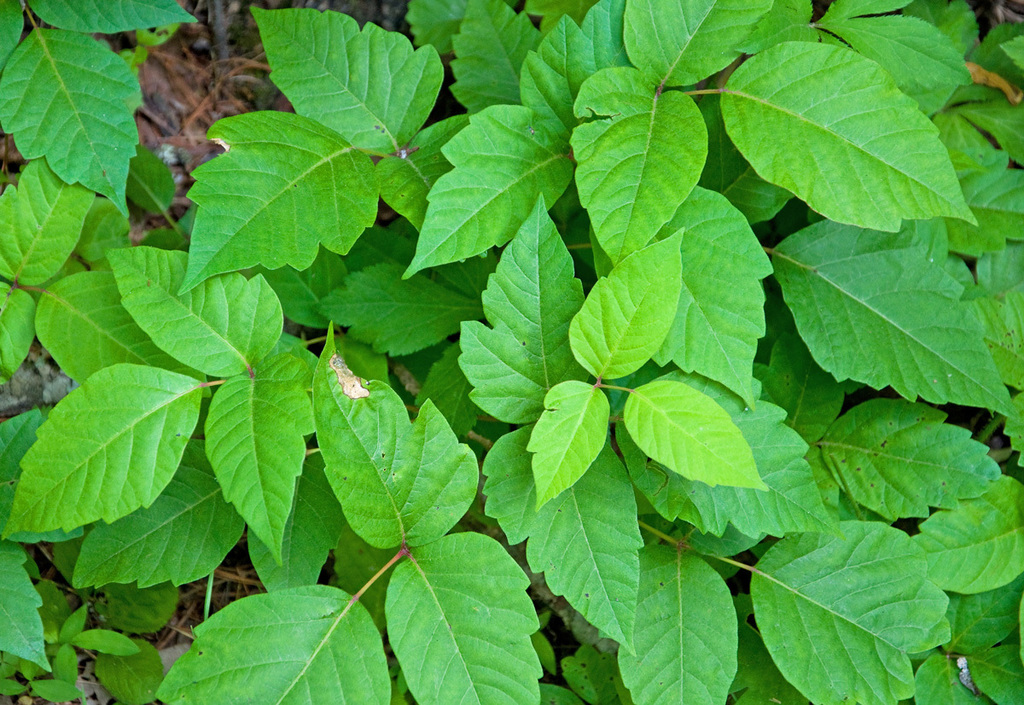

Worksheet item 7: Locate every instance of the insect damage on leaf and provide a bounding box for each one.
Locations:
[330,353,369,399]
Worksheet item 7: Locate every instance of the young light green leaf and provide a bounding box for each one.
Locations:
[451,0,539,112]
[761,333,845,443]
[386,532,541,705]
[71,629,139,656]
[416,343,480,437]
[110,247,283,376]
[652,188,770,405]
[913,475,1024,594]
[158,585,389,704]
[182,111,377,290]
[945,573,1024,654]
[0,285,34,383]
[624,378,763,489]
[773,220,1013,415]
[460,197,586,424]
[753,521,950,705]
[0,541,47,669]
[0,159,93,285]
[259,247,348,330]
[0,30,139,212]
[407,104,572,274]
[526,442,641,647]
[569,233,682,379]
[28,0,194,32]
[4,364,202,535]
[618,546,736,705]
[819,399,1000,521]
[520,15,594,137]
[528,380,610,507]
[254,7,441,152]
[722,42,973,231]
[914,652,978,705]
[313,335,477,548]
[35,271,188,382]
[250,456,344,592]
[126,145,175,214]
[623,0,772,86]
[572,68,706,264]
[72,442,243,589]
[205,353,313,564]
[320,262,482,356]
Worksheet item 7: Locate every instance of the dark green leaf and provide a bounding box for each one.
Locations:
[945,573,1024,654]
[259,247,348,329]
[126,145,175,213]
[95,638,164,705]
[0,541,46,668]
[416,343,480,436]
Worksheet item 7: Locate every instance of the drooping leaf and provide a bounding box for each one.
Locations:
[28,0,193,32]
[250,455,344,591]
[945,573,1024,654]
[415,343,480,437]
[110,247,283,376]
[0,285,34,383]
[819,399,1000,521]
[624,378,763,490]
[259,247,348,330]
[126,145,175,214]
[72,442,243,589]
[773,220,1013,414]
[527,380,610,507]
[0,29,139,211]
[572,68,706,264]
[913,475,1024,594]
[182,111,377,290]
[313,334,477,548]
[526,442,641,646]
[386,532,541,705]
[158,585,389,704]
[205,353,314,564]
[460,198,586,424]
[0,541,47,669]
[451,0,539,112]
[569,233,682,379]
[254,7,442,152]
[0,159,93,285]
[722,41,973,230]
[407,104,572,274]
[618,545,736,705]
[752,521,950,705]
[622,0,772,86]
[4,364,202,535]
[320,262,482,356]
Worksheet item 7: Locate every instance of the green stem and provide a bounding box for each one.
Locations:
[303,335,328,347]
[638,520,681,545]
[683,88,726,97]
[977,414,1006,444]
[348,546,408,606]
[204,572,214,621]
[598,383,633,393]
[705,552,763,577]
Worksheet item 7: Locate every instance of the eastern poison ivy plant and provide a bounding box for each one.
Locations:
[3,0,1024,703]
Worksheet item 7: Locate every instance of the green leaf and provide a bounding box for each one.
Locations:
[254,7,442,152]
[182,111,377,290]
[914,652,978,705]
[158,585,389,704]
[416,343,480,437]
[0,285,34,383]
[259,246,348,330]
[0,29,139,211]
[377,115,468,229]
[622,0,772,86]
[28,0,193,32]
[561,645,621,704]
[0,410,42,535]
[35,271,188,382]
[320,263,482,356]
[947,151,1024,256]
[526,442,642,646]
[979,241,1024,297]
[481,426,538,544]
[250,456,344,591]
[386,532,541,705]
[821,0,911,21]
[72,441,243,588]
[619,546,736,705]
[30,680,82,702]
[819,399,1000,521]
[732,620,806,705]
[451,0,539,112]
[205,353,314,563]
[527,380,610,507]
[571,68,706,264]
[722,42,973,231]
[96,582,178,634]
[773,220,1013,414]
[970,645,1024,704]
[313,335,477,548]
[976,292,1024,390]
[624,378,762,489]
[4,364,202,535]
[913,475,1024,594]
[525,0,598,25]
[953,102,1024,167]
[945,573,1024,654]
[71,629,140,656]
[407,104,572,274]
[739,0,816,54]
[520,15,594,137]
[95,638,164,705]
[75,197,130,264]
[459,198,586,424]
[110,247,283,376]
[0,541,47,669]
[652,188,770,405]
[0,159,93,285]
[569,233,682,379]
[126,145,175,213]
[761,333,845,443]
[0,0,22,73]
[408,0,518,54]
[752,521,950,705]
